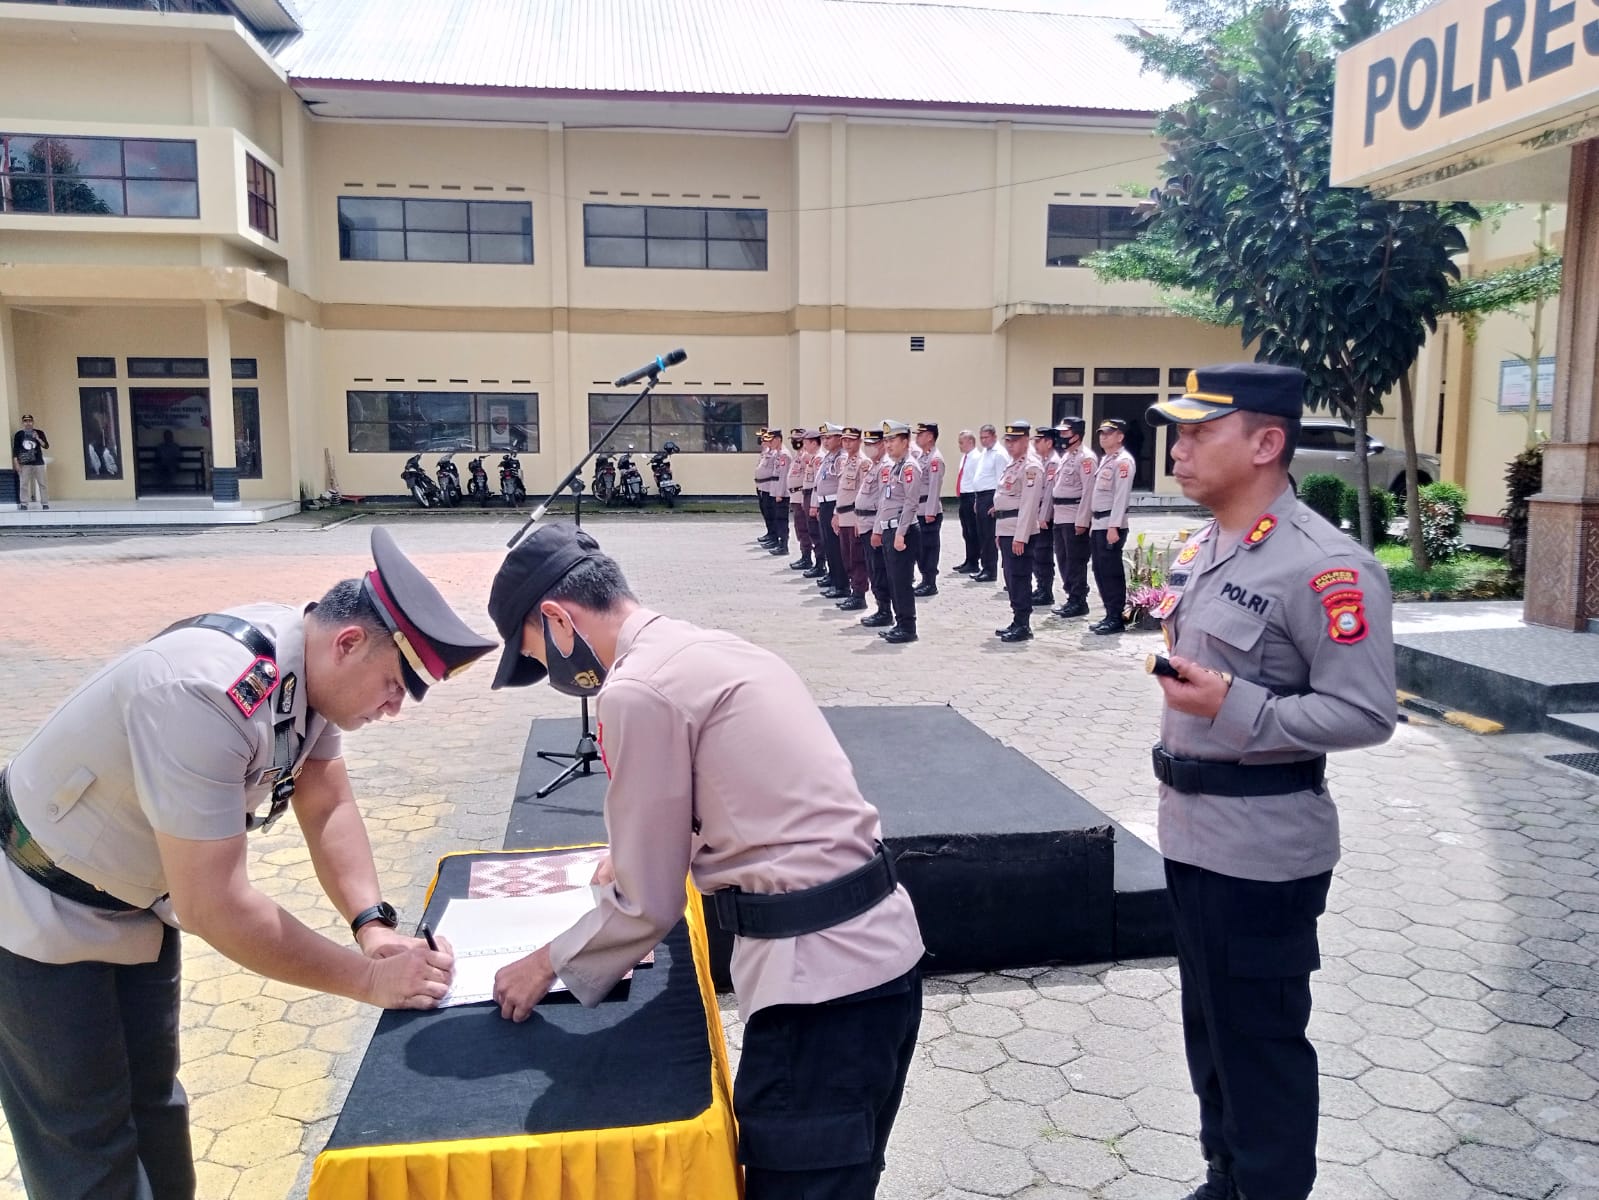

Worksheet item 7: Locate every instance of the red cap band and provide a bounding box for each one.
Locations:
[367,569,448,682]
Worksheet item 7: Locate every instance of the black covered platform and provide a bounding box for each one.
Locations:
[510,705,1173,978]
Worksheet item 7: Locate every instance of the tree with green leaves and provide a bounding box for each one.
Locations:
[1096,0,1480,562]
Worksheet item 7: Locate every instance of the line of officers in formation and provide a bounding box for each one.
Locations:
[752,417,1138,644]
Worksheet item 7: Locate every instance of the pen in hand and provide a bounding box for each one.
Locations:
[420,923,439,952]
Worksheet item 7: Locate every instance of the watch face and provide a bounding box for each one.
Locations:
[376,901,399,927]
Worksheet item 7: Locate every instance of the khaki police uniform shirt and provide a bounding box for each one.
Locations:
[1055,446,1096,525]
[0,604,341,965]
[801,450,819,494]
[1158,486,1397,882]
[918,448,945,519]
[994,452,1044,542]
[836,451,865,530]
[1036,452,1061,528]
[873,454,924,536]
[854,454,885,528]
[815,448,841,503]
[548,611,925,1019]
[769,447,793,498]
[785,450,806,499]
[1090,448,1136,530]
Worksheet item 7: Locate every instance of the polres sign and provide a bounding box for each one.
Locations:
[1332,0,1599,195]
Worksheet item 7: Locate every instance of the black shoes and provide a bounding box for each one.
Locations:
[971,570,997,583]
[995,622,1020,637]
[1030,590,1054,607]
[999,625,1034,642]
[1053,599,1091,618]
[789,554,813,570]
[1090,617,1127,635]
[1178,1157,1238,1200]
[836,594,867,611]
[820,587,850,600]
[769,543,789,556]
[912,583,938,597]
[883,626,918,644]
[803,564,828,579]
[953,562,977,574]
[860,611,894,628]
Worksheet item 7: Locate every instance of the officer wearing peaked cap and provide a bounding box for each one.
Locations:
[1144,363,1396,1200]
[873,420,924,643]
[0,527,493,1200]
[992,420,1044,642]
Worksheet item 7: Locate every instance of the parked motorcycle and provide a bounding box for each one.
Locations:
[499,449,527,507]
[435,452,462,507]
[402,453,442,508]
[592,453,617,506]
[466,455,492,506]
[616,452,647,507]
[648,441,682,508]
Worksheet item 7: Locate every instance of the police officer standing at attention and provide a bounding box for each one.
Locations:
[969,424,1005,582]
[873,420,924,644]
[992,420,1044,642]
[814,424,849,599]
[855,429,894,629]
[833,426,871,612]
[912,422,945,597]
[485,524,925,1200]
[801,430,827,579]
[1028,426,1061,609]
[767,430,793,558]
[0,527,493,1199]
[1143,365,1396,1200]
[1085,418,1137,634]
[786,432,812,570]
[1050,418,1096,619]
[754,427,779,549]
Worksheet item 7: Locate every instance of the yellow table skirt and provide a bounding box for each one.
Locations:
[309,850,741,1200]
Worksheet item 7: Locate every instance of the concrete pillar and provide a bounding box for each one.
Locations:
[826,115,848,425]
[547,122,576,480]
[205,302,239,503]
[0,306,20,504]
[1524,138,1599,629]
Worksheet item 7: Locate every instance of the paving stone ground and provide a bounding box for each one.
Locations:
[0,511,1596,1200]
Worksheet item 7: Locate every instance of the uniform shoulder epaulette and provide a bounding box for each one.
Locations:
[1289,501,1365,557]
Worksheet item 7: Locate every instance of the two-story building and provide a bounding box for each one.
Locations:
[0,0,1250,516]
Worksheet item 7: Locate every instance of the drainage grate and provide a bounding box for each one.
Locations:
[1548,752,1599,777]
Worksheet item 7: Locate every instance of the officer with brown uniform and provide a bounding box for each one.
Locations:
[873,420,924,644]
[0,528,493,1200]
[1028,426,1061,608]
[767,431,793,557]
[1050,418,1096,618]
[1085,418,1137,634]
[486,524,925,1200]
[991,420,1045,642]
[912,423,946,596]
[1143,365,1397,1200]
[833,427,871,611]
[855,430,894,628]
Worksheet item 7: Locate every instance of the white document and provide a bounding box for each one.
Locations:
[434,890,599,1008]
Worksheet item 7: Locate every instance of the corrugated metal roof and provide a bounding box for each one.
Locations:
[271,0,1187,113]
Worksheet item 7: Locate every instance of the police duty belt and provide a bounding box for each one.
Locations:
[711,843,897,939]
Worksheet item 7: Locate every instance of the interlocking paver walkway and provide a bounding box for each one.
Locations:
[0,512,1595,1199]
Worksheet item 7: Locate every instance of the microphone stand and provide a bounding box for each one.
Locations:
[514,373,662,798]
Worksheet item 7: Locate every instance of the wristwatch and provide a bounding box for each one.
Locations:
[350,901,398,939]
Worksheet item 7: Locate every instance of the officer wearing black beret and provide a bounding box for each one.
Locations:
[1144,363,1397,1200]
[0,528,494,1199]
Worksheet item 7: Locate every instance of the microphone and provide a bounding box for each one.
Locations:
[614,348,687,388]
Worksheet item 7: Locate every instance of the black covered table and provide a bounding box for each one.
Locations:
[309,849,739,1200]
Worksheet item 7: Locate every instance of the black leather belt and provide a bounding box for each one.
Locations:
[1056,495,1083,503]
[837,504,855,513]
[994,508,1018,516]
[0,772,141,912]
[856,509,876,517]
[1151,745,1326,796]
[1094,509,1113,518]
[160,613,275,660]
[711,844,897,939]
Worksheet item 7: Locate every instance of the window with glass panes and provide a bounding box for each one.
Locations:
[1045,205,1141,266]
[583,205,767,270]
[346,392,539,453]
[337,198,533,263]
[246,155,277,240]
[0,134,198,217]
[588,393,768,453]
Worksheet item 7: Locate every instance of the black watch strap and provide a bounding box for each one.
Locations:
[350,901,398,939]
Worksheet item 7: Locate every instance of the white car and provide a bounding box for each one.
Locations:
[1294,418,1438,498]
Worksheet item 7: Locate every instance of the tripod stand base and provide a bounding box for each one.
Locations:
[535,734,601,798]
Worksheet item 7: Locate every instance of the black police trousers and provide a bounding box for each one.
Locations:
[735,968,922,1200]
[0,924,194,1200]
[1165,861,1332,1200]
[1090,526,1129,622]
[884,522,921,630]
[866,534,892,613]
[998,535,1031,625]
[957,492,979,567]
[1029,528,1053,593]
[818,500,846,586]
[759,490,776,538]
[974,490,997,574]
[1053,520,1092,604]
[916,510,942,584]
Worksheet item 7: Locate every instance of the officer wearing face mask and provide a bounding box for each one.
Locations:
[485,523,925,1200]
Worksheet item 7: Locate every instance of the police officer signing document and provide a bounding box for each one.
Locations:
[1145,364,1397,1200]
[0,527,494,1200]
[486,523,925,1200]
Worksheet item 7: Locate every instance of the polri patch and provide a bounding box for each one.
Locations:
[903,466,915,484]
[227,656,280,717]
[1242,515,1277,548]
[1119,463,1131,479]
[1322,588,1368,644]
[277,671,298,715]
[1309,567,1358,594]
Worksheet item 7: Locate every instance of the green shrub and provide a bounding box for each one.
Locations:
[1502,446,1543,586]
[1340,487,1398,543]
[1417,480,1467,562]
[1298,473,1349,526]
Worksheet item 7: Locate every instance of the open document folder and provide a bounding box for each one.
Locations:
[433,890,601,1008]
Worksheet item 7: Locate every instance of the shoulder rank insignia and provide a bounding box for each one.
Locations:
[1309,566,1358,593]
[1242,514,1277,548]
[1323,588,1368,644]
[227,656,280,717]
[277,672,298,716]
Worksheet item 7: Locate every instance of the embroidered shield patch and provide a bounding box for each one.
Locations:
[227,656,281,717]
[1322,589,1368,644]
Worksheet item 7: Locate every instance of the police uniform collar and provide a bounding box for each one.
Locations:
[611,607,665,668]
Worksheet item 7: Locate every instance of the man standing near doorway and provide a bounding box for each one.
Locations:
[1085,418,1136,634]
[12,415,49,511]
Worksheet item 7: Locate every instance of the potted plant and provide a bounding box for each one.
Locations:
[1124,531,1186,630]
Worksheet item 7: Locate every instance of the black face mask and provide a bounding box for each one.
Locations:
[542,612,607,697]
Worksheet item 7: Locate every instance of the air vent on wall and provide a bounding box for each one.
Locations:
[910,336,926,352]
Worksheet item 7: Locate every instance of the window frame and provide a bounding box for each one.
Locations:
[336,196,533,264]
[582,204,768,272]
[586,392,769,454]
[345,391,541,454]
[0,133,199,219]
[245,154,277,241]
[1045,204,1141,267]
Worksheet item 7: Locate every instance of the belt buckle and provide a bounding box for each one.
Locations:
[711,887,744,936]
